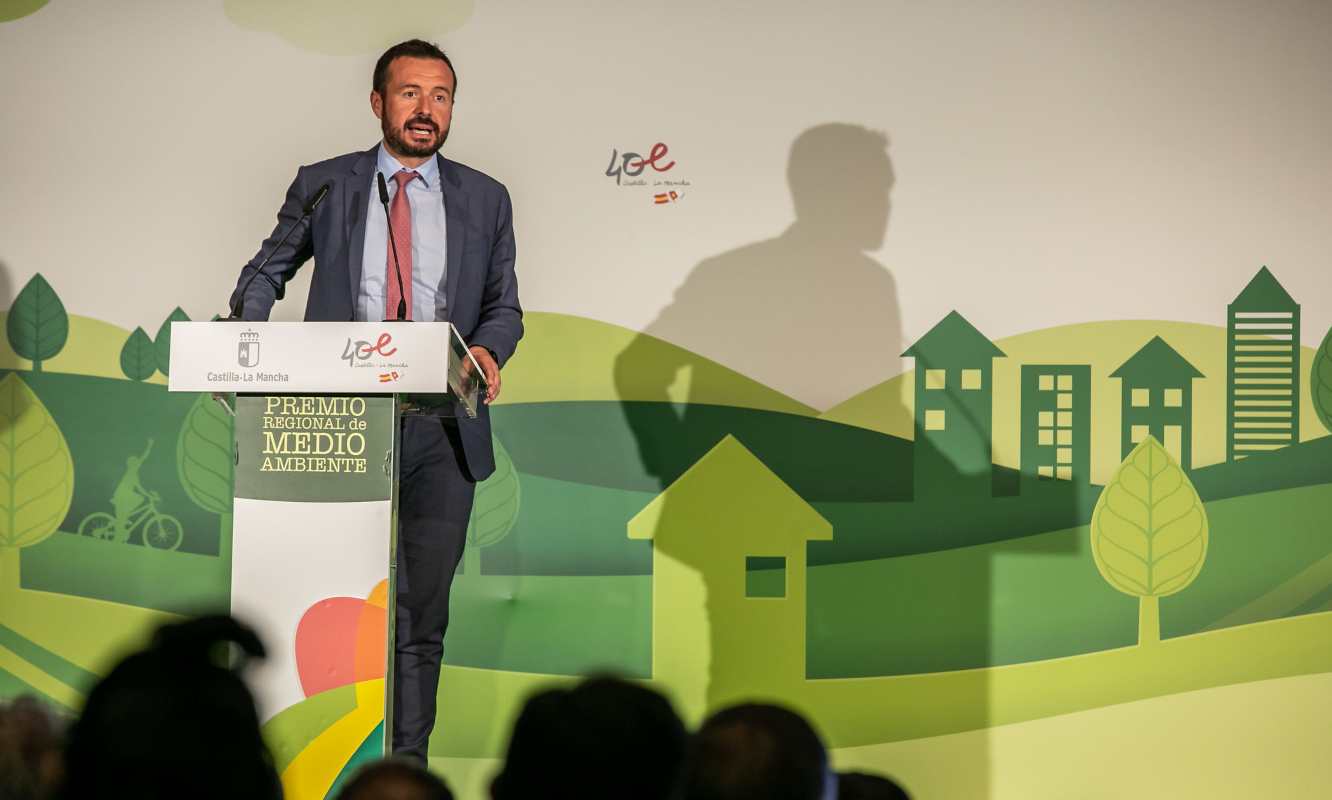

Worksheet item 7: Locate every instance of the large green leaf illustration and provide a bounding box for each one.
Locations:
[467,436,520,548]
[0,373,74,548]
[1314,326,1332,435]
[153,307,191,376]
[119,327,157,382]
[1091,436,1208,598]
[6,274,69,372]
[176,393,234,515]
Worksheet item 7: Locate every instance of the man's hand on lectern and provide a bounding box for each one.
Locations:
[469,346,501,403]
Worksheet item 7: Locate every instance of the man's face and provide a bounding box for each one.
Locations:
[372,56,455,161]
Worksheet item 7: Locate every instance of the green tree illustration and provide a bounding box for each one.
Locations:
[119,327,157,382]
[176,393,234,559]
[1090,436,1208,646]
[1314,326,1332,435]
[6,274,69,373]
[0,374,74,588]
[462,436,520,574]
[153,307,190,376]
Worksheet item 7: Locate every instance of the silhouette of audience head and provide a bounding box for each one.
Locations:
[838,770,911,800]
[57,615,280,800]
[490,675,686,800]
[0,695,65,800]
[677,703,833,800]
[335,758,454,800]
[786,123,893,249]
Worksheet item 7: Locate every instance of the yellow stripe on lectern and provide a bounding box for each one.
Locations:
[280,678,385,800]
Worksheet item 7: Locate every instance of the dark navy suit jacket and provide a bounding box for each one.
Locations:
[229,146,523,480]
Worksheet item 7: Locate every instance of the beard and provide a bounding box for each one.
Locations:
[384,115,449,158]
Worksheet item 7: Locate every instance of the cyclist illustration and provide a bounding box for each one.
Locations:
[78,439,184,550]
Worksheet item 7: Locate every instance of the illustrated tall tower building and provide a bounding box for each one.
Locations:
[1226,267,1300,462]
[903,311,1005,497]
[1019,365,1091,488]
[1110,337,1203,470]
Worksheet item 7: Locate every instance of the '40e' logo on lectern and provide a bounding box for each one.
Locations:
[605,142,676,185]
[340,332,397,367]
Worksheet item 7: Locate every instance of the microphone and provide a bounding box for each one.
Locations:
[226,181,331,320]
[377,172,409,322]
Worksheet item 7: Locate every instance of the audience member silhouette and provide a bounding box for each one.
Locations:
[837,771,911,800]
[335,758,454,800]
[0,695,65,800]
[677,703,834,800]
[56,615,280,800]
[489,676,686,800]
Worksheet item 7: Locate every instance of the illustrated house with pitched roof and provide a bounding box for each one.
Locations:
[627,436,831,718]
[1227,266,1301,461]
[1110,336,1203,470]
[902,311,1006,497]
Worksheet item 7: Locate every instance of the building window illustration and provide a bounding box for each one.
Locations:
[745,556,786,598]
[925,369,946,390]
[1132,388,1150,407]
[1164,389,1183,407]
[1165,425,1183,462]
[961,369,983,390]
[925,409,946,431]
[1131,424,1149,443]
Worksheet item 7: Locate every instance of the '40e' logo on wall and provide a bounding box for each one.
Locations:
[605,142,691,204]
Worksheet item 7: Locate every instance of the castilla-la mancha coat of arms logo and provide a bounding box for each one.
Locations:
[238,329,260,367]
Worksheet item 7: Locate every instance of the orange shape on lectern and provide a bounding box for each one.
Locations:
[295,580,389,697]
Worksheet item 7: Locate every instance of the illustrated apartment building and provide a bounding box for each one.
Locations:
[1019,365,1091,487]
[902,311,1005,497]
[1110,336,1203,469]
[1226,266,1301,461]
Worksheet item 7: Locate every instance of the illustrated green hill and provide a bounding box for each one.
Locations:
[495,312,816,414]
[821,320,1324,485]
[0,312,167,385]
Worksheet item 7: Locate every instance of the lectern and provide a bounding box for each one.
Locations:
[168,321,463,797]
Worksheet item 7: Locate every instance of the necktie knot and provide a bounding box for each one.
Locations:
[393,170,419,190]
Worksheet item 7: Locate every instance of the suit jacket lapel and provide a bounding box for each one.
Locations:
[345,146,377,309]
[440,154,467,319]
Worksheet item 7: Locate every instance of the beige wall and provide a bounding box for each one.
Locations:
[1,0,1329,409]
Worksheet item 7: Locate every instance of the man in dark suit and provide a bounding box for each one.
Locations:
[228,39,522,763]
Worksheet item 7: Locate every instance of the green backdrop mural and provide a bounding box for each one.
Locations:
[0,262,1328,799]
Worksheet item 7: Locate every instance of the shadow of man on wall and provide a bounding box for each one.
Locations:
[615,124,999,796]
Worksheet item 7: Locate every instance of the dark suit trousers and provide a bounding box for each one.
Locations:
[393,415,475,762]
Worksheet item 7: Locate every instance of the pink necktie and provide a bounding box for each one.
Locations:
[386,169,418,320]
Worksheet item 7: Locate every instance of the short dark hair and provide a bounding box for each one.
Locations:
[679,703,829,800]
[492,676,686,800]
[375,38,458,96]
[373,39,457,97]
[334,758,453,800]
[58,615,281,800]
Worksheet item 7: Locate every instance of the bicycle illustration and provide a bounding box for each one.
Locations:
[77,439,185,551]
